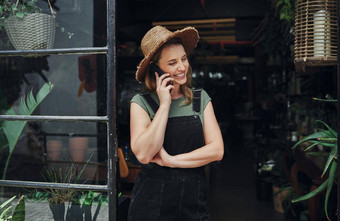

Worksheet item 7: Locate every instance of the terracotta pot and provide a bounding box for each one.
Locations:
[46,140,63,161]
[68,137,88,162]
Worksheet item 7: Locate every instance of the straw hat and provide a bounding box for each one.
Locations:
[135,26,199,82]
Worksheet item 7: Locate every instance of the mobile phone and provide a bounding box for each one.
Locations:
[149,63,173,86]
[149,63,165,77]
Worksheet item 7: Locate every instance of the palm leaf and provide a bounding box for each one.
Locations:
[1,82,53,181]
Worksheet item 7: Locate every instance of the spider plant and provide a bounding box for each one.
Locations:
[291,95,337,220]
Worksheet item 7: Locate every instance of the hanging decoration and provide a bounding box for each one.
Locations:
[294,0,337,66]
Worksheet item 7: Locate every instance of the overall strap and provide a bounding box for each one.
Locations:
[192,88,202,113]
[141,93,159,114]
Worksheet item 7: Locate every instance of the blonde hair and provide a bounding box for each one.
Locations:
[143,38,193,105]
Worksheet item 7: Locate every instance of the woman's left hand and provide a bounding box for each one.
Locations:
[151,147,172,167]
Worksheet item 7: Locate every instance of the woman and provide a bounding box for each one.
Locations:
[128,26,224,220]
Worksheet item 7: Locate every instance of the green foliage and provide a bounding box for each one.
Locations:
[276,0,295,23]
[41,154,93,204]
[0,196,25,221]
[252,0,295,60]
[0,0,41,30]
[292,118,338,220]
[0,82,53,184]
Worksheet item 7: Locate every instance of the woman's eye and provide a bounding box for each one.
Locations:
[182,57,187,61]
[169,62,176,65]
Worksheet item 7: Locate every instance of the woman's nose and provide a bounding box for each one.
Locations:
[178,62,185,71]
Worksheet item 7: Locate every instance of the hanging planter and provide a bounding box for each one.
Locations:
[294,0,337,66]
[1,0,57,51]
[4,12,56,50]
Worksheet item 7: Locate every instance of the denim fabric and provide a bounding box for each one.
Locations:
[128,102,209,220]
[127,165,211,221]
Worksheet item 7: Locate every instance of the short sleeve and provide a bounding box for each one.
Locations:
[130,94,155,118]
[201,89,212,111]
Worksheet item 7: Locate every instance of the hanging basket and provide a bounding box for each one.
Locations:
[294,0,337,66]
[4,13,56,50]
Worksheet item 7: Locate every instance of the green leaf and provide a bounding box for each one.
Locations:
[303,142,319,152]
[292,131,329,150]
[11,4,17,11]
[0,196,16,210]
[0,205,12,219]
[315,120,337,138]
[12,196,25,221]
[2,82,53,181]
[292,179,328,203]
[324,161,336,219]
[321,146,337,177]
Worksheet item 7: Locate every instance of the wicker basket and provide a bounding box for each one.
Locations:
[294,0,337,66]
[4,13,56,50]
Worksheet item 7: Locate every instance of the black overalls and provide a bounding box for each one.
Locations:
[128,89,211,221]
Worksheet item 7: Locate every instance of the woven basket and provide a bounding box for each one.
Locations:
[294,0,337,66]
[4,13,56,50]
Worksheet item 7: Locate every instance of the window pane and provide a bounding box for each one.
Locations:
[0,0,107,50]
[0,121,107,184]
[0,54,106,116]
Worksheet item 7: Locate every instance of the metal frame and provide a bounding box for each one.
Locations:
[337,0,340,220]
[0,0,117,220]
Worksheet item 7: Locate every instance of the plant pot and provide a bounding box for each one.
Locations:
[255,178,272,202]
[47,140,63,161]
[69,137,88,163]
[4,13,56,50]
[272,186,289,213]
[49,203,65,221]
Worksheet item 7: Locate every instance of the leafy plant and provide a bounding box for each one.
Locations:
[0,0,41,31]
[42,158,91,204]
[0,0,73,48]
[0,82,53,190]
[0,196,25,221]
[291,96,337,220]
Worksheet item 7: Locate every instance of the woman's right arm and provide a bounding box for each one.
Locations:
[130,73,174,164]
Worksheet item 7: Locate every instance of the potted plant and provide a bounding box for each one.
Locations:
[0,0,73,50]
[291,95,337,220]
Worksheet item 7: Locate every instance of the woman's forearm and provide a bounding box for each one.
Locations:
[168,141,224,168]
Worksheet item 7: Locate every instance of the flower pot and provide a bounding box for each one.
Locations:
[49,203,65,221]
[69,137,88,163]
[4,13,56,50]
[255,178,272,202]
[47,140,63,161]
[272,186,289,214]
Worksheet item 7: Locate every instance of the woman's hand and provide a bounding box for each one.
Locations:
[155,72,174,108]
[151,147,172,167]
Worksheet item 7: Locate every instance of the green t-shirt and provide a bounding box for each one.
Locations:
[130,89,211,125]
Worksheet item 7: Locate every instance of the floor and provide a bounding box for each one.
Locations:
[208,152,285,221]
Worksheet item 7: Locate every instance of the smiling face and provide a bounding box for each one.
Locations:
[157,44,189,86]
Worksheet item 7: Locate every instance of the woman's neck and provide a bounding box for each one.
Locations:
[170,85,183,99]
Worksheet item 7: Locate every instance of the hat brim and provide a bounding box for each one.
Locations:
[136,27,199,83]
